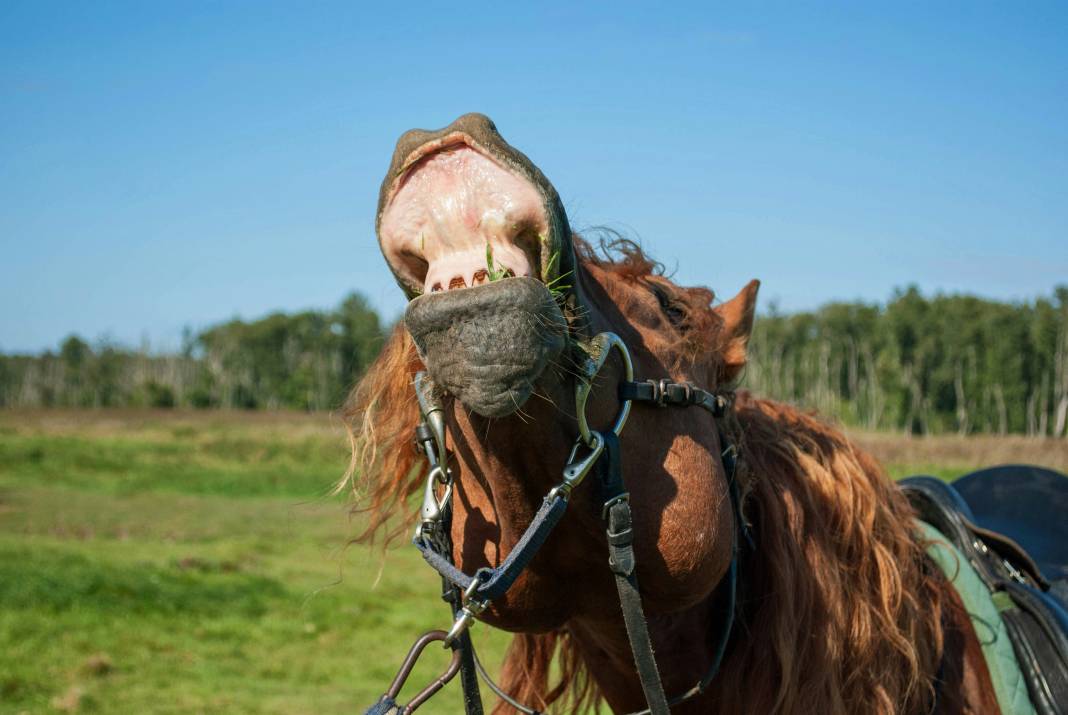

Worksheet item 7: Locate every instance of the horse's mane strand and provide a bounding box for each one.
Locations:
[339,238,943,714]
[712,395,943,714]
[576,231,724,370]
[337,320,422,546]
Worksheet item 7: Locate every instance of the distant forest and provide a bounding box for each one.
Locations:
[0,294,385,413]
[2,286,1067,437]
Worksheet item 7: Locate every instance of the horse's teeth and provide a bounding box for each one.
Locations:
[422,246,530,294]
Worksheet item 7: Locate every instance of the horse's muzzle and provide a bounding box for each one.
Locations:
[404,277,567,418]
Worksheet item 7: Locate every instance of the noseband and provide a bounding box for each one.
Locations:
[364,333,751,715]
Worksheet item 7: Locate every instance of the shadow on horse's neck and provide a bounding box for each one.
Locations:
[441,262,737,710]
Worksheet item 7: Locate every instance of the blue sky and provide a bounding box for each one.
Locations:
[2,2,1066,353]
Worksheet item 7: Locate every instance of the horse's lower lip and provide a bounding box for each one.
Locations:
[404,277,567,418]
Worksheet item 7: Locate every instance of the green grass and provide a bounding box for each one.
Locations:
[1,410,1051,714]
[484,243,510,282]
[0,411,509,714]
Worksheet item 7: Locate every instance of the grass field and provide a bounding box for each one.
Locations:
[1,409,1066,714]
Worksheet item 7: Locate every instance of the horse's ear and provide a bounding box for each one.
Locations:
[714,279,760,384]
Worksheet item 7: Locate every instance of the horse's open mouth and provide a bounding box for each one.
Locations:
[377,117,573,302]
[379,142,556,297]
[376,115,576,418]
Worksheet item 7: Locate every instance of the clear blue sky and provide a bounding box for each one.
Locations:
[2,2,1065,353]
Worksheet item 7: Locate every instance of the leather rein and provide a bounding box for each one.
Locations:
[364,332,751,715]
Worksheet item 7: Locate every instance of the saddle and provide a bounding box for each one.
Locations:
[901,467,1068,715]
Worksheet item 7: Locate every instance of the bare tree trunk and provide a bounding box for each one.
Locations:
[994,383,1008,436]
[1039,371,1050,436]
[1055,322,1068,437]
[1026,391,1037,437]
[861,342,883,430]
[1055,397,1068,438]
[954,358,969,435]
[847,336,859,401]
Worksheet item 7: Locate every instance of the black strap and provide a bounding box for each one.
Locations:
[619,379,729,416]
[598,431,671,715]
[452,610,484,714]
[415,493,570,601]
[438,494,484,715]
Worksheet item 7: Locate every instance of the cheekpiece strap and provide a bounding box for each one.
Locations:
[619,379,732,416]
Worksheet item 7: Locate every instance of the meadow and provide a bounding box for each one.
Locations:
[1,409,1066,714]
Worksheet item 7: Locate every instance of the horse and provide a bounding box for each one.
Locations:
[340,113,1003,714]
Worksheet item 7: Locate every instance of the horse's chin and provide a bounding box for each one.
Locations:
[403,277,568,418]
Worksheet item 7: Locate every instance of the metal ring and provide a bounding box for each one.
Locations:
[384,630,462,713]
[575,332,634,446]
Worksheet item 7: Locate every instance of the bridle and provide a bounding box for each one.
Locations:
[364,332,752,715]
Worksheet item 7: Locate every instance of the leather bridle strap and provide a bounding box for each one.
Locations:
[415,493,570,601]
[597,430,671,713]
[618,378,731,416]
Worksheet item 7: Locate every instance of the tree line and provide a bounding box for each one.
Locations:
[0,294,384,412]
[2,286,1066,436]
[746,285,1068,436]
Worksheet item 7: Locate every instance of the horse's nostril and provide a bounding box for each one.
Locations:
[448,276,467,290]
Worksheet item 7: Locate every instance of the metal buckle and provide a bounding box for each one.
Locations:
[443,576,490,647]
[655,378,671,406]
[575,332,634,447]
[601,491,630,521]
[413,373,455,540]
[414,372,448,468]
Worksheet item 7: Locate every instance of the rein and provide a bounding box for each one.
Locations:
[363,333,750,715]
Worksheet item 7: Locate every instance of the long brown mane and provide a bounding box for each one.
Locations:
[339,238,943,714]
[716,397,942,713]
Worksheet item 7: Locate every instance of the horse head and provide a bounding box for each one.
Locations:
[377,112,757,417]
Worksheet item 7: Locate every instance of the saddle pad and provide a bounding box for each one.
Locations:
[918,520,1037,715]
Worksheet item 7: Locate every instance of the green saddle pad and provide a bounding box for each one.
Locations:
[918,520,1036,714]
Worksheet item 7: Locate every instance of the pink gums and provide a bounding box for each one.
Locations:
[379,145,547,294]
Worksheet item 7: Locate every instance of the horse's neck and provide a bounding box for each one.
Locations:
[444,276,740,712]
